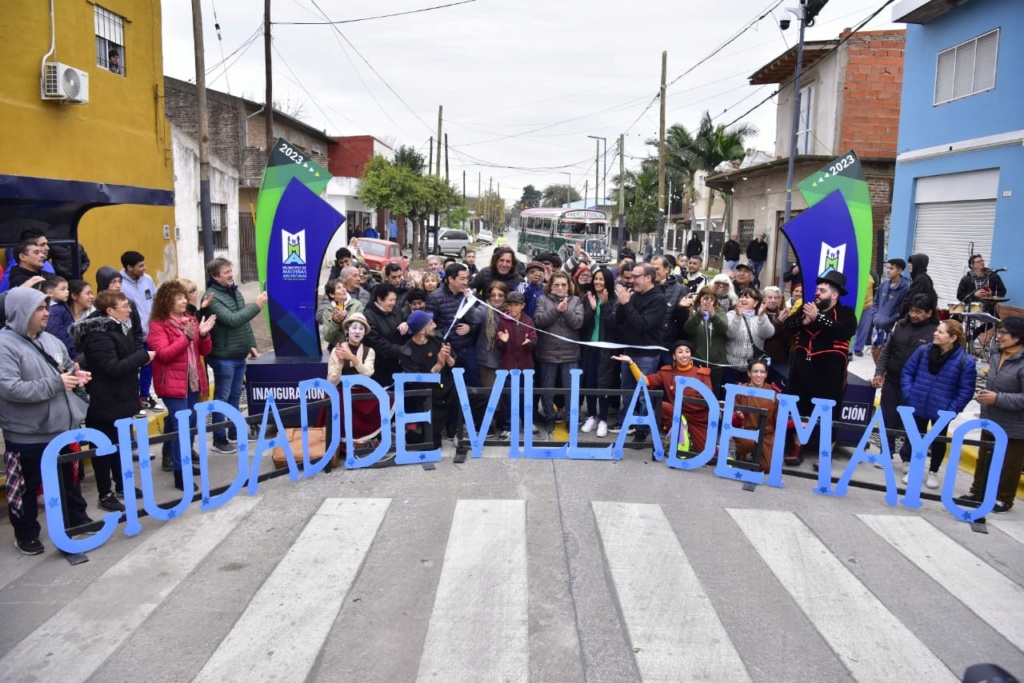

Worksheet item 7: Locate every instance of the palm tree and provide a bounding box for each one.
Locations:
[612,166,659,240]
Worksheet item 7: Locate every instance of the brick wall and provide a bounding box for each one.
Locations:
[329,136,376,178]
[838,30,906,158]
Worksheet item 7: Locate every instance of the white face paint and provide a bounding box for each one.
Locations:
[347,321,366,344]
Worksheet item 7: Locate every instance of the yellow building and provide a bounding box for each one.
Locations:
[0,1,175,285]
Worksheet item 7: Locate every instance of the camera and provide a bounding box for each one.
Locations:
[779,18,791,30]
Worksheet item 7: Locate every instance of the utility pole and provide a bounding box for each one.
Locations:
[436,105,443,176]
[584,180,589,210]
[462,169,466,230]
[444,133,450,228]
[192,0,214,264]
[618,134,625,252]
[587,135,601,211]
[264,0,274,156]
[428,137,433,181]
[657,50,667,255]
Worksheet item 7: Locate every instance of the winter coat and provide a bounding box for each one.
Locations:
[734,385,779,472]
[980,347,1024,439]
[362,303,405,387]
[684,308,729,368]
[48,242,90,279]
[725,311,775,368]
[0,288,88,443]
[475,305,504,370]
[721,239,741,261]
[470,267,524,298]
[496,313,538,370]
[746,239,768,262]
[73,314,152,422]
[148,316,213,399]
[874,317,939,379]
[901,344,976,422]
[426,285,478,356]
[320,297,365,347]
[581,295,621,390]
[533,292,584,363]
[658,278,688,347]
[206,281,259,359]
[46,301,80,359]
[871,277,909,331]
[614,286,667,356]
[762,310,792,366]
[685,237,703,258]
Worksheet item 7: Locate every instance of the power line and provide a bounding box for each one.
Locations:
[273,0,476,25]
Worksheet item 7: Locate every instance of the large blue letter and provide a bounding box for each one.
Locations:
[942,419,1007,522]
[567,368,613,460]
[666,377,720,470]
[897,406,955,509]
[715,383,773,485]
[340,375,392,468]
[834,406,898,505]
[521,369,566,459]
[454,367,506,458]
[392,373,442,465]
[42,429,119,553]
[774,393,835,495]
[614,381,662,460]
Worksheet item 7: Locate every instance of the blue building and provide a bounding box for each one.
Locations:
[890,0,1023,311]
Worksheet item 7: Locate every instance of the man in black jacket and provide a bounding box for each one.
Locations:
[614,263,667,441]
[362,283,407,388]
[721,233,741,273]
[871,293,939,466]
[746,232,768,287]
[901,253,937,316]
[783,270,858,464]
[685,234,703,259]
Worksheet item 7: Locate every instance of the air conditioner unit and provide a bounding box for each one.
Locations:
[41,62,89,104]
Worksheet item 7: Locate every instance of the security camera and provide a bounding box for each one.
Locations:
[779,17,791,30]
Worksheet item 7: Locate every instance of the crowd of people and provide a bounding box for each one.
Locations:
[3,228,1022,555]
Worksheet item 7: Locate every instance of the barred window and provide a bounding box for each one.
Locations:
[95,5,125,76]
[197,203,228,250]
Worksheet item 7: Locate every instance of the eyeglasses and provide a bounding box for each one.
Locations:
[489,293,506,300]
[187,289,197,294]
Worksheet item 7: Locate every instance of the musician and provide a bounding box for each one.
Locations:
[957,254,1006,315]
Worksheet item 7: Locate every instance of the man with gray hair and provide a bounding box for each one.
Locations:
[341,265,371,306]
[205,257,267,454]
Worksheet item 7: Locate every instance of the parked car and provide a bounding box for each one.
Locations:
[476,228,494,245]
[356,238,404,279]
[429,228,471,257]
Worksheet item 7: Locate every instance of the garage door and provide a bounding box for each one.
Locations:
[912,200,996,306]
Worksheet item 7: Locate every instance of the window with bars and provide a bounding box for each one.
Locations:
[197,204,228,250]
[934,29,998,105]
[95,5,125,76]
[737,219,755,247]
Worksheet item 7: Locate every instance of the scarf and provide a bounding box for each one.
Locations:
[927,344,956,375]
[168,315,201,392]
[590,299,601,342]
[106,314,132,337]
[485,309,499,351]
[999,344,1023,371]
[675,362,693,372]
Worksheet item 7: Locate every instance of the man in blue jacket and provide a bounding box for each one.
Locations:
[870,258,909,364]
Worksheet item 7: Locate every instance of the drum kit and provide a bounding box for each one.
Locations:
[945,297,1008,358]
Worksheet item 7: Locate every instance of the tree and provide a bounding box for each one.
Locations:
[480,189,504,229]
[541,184,581,208]
[358,154,422,251]
[616,167,659,239]
[419,175,461,257]
[520,184,542,208]
[393,145,426,175]
[449,204,471,230]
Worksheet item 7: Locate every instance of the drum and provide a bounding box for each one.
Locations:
[937,308,950,321]
[949,302,965,315]
[969,302,985,313]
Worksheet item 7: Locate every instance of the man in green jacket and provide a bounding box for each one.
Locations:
[205,257,267,454]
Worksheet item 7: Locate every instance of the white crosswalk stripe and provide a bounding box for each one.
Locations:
[731,509,958,681]
[0,496,260,683]
[3,496,1024,681]
[861,514,1024,652]
[593,501,751,682]
[195,498,391,682]
[416,499,529,683]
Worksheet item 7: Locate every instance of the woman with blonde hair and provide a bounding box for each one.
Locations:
[899,318,976,489]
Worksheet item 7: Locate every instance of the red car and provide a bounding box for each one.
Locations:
[356,238,405,279]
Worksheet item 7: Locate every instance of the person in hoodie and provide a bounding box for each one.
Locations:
[0,287,93,555]
[71,290,156,511]
[869,258,910,364]
[871,293,940,464]
[901,253,937,317]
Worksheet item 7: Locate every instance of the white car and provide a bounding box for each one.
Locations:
[430,228,471,257]
[477,228,494,245]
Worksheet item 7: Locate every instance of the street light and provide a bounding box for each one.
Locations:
[559,171,571,207]
[587,135,606,210]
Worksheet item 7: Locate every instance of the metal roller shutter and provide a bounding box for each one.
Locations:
[912,200,996,306]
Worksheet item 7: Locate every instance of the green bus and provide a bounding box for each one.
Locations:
[516,208,613,265]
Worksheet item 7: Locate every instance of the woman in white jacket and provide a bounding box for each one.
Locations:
[725,287,775,385]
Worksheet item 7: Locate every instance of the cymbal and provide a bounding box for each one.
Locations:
[981,297,1009,303]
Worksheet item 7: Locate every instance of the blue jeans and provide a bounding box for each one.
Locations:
[619,354,660,435]
[749,260,764,286]
[139,341,152,398]
[723,260,738,274]
[853,307,874,353]
[207,357,247,441]
[539,360,578,426]
[162,392,200,470]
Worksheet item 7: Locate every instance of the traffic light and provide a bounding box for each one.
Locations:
[802,0,829,26]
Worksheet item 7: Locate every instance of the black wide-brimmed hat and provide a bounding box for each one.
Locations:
[815,270,848,296]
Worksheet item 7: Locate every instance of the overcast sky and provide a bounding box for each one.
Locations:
[162,0,900,205]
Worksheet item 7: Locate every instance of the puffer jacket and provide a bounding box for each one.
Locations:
[362,302,405,387]
[73,314,152,422]
[148,316,213,399]
[46,301,80,359]
[725,310,775,368]
[901,343,976,421]
[533,292,584,363]
[980,347,1024,439]
[426,285,478,356]
[206,281,259,359]
[684,308,729,368]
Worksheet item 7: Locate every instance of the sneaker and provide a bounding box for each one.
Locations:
[581,417,598,433]
[531,425,540,436]
[596,421,608,438]
[609,424,636,436]
[148,398,164,412]
[631,432,648,443]
[98,493,125,512]
[854,350,864,357]
[902,460,910,474]
[956,492,982,504]
[498,430,511,440]
[993,502,1013,514]
[901,472,909,485]
[134,407,148,419]
[225,436,239,445]
[925,472,939,489]
[211,439,237,454]
[14,538,45,555]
